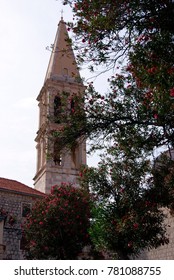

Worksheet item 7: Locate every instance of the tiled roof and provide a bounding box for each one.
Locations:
[0,177,45,197]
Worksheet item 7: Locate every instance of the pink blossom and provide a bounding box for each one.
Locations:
[128,241,133,248]
[170,88,174,97]
[30,240,36,247]
[133,223,139,229]
[167,68,174,74]
[147,66,157,74]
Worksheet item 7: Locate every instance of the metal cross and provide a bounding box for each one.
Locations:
[61,9,64,20]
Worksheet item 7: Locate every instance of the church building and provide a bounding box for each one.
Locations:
[33,16,86,194]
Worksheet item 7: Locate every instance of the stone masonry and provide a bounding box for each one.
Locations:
[0,178,44,259]
[137,209,174,259]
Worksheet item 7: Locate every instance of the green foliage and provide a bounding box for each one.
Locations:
[80,145,169,259]
[59,68,174,152]
[89,202,167,259]
[64,0,174,68]
[59,0,174,151]
[23,183,91,259]
[58,0,174,258]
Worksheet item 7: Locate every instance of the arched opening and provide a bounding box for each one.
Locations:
[70,98,75,114]
[53,140,62,166]
[63,68,68,76]
[54,96,61,123]
[71,143,80,168]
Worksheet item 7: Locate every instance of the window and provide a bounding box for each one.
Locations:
[63,68,68,76]
[53,140,62,166]
[20,235,27,251]
[54,96,61,122]
[71,144,80,168]
[22,203,31,218]
[71,98,75,114]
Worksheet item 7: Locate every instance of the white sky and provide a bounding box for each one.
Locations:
[0,0,103,187]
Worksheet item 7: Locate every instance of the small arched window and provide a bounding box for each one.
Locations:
[71,144,80,168]
[53,140,62,166]
[54,96,61,122]
[71,146,76,167]
[63,68,68,76]
[70,98,75,114]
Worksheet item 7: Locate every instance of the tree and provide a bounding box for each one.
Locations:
[55,61,174,156]
[64,0,174,69]
[55,0,174,258]
[79,142,169,259]
[23,183,91,259]
[59,0,174,152]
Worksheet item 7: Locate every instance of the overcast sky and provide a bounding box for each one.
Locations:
[0,0,80,187]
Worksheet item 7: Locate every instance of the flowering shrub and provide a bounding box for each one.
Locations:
[0,208,17,226]
[23,183,91,259]
[0,208,8,219]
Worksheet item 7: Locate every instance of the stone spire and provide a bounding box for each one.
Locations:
[33,18,86,194]
[45,18,81,83]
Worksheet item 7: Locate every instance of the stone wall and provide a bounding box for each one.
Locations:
[137,209,174,259]
[0,190,41,259]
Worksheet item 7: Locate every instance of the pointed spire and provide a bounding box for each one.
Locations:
[45,18,81,83]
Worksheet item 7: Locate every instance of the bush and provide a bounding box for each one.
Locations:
[23,183,91,259]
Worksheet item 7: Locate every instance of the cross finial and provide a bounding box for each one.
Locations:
[61,9,63,20]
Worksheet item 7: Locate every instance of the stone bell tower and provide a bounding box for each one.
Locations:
[33,17,86,194]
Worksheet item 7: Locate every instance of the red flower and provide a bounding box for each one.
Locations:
[147,66,157,74]
[167,68,174,75]
[145,201,151,207]
[170,88,174,97]
[153,114,158,119]
[128,241,133,248]
[30,240,36,247]
[133,223,139,229]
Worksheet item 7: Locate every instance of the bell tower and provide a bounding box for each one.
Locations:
[33,18,86,193]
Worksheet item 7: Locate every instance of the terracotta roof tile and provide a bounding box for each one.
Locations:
[0,177,45,197]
